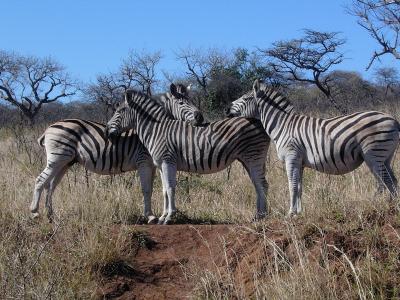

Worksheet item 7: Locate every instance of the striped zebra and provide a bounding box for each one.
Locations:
[30,83,203,223]
[106,89,270,224]
[227,79,400,215]
[156,83,204,126]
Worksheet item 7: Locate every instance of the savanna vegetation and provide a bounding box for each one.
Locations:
[0,102,399,299]
[1,0,400,298]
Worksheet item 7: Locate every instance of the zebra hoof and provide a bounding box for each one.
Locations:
[31,212,40,219]
[147,216,158,224]
[163,219,172,225]
[157,219,165,225]
[286,212,298,219]
[253,213,266,221]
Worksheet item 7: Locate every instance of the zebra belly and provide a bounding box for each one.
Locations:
[303,154,364,175]
[176,157,236,174]
[76,153,139,175]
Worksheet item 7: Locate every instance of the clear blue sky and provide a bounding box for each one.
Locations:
[2,0,398,84]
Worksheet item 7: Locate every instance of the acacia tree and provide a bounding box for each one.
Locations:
[261,29,347,113]
[349,0,400,69]
[0,51,77,124]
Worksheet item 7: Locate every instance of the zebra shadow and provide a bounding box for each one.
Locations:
[120,211,232,225]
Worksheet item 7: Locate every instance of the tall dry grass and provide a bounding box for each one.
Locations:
[0,105,399,299]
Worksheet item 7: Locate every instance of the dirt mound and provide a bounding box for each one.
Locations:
[94,224,263,299]
[94,216,400,299]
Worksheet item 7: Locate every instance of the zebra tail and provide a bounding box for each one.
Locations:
[37,133,45,147]
[398,121,400,138]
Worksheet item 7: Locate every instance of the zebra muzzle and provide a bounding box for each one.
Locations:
[192,111,204,126]
[105,126,119,140]
[225,107,238,118]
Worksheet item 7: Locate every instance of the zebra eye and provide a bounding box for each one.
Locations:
[178,101,184,105]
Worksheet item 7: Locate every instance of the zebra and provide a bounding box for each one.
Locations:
[226,79,400,215]
[30,83,204,223]
[156,83,204,126]
[106,89,270,224]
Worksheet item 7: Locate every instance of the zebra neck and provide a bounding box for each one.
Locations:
[133,104,169,153]
[260,107,294,143]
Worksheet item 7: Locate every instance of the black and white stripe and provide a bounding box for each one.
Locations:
[227,79,400,215]
[31,84,202,223]
[106,89,270,224]
[156,83,204,126]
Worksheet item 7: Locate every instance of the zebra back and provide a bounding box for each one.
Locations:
[40,83,206,175]
[107,90,270,174]
[228,79,400,175]
[41,119,147,174]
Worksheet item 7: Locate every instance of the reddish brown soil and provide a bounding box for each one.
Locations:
[95,224,270,299]
[94,215,400,300]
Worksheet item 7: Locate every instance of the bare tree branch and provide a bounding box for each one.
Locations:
[260,29,347,113]
[120,50,162,96]
[374,65,399,96]
[0,51,77,124]
[175,47,225,97]
[348,0,400,69]
[84,50,162,121]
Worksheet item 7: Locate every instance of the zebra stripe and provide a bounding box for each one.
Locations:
[227,79,399,215]
[30,84,203,223]
[106,89,270,224]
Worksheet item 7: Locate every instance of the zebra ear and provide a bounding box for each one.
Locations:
[186,84,191,92]
[124,92,129,105]
[170,83,178,97]
[253,79,260,95]
[159,94,168,104]
[124,90,134,106]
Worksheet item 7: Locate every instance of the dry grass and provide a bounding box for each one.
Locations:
[0,106,399,299]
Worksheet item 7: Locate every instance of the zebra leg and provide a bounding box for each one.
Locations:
[31,164,67,218]
[45,166,68,223]
[161,162,177,225]
[243,161,268,219]
[285,154,303,216]
[158,169,169,225]
[364,157,397,200]
[137,163,157,224]
[296,167,304,213]
[385,153,398,199]
[385,163,398,199]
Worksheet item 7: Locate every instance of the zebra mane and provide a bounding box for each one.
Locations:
[151,93,168,107]
[171,83,190,100]
[125,89,165,110]
[257,83,294,114]
[153,83,189,106]
[151,93,178,119]
[125,89,174,120]
[154,83,189,103]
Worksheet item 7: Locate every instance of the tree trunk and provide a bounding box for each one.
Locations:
[327,95,347,115]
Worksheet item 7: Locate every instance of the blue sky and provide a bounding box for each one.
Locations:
[2,0,398,84]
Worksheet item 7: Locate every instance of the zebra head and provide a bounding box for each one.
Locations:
[225,80,261,119]
[162,83,205,126]
[226,79,293,118]
[106,89,144,138]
